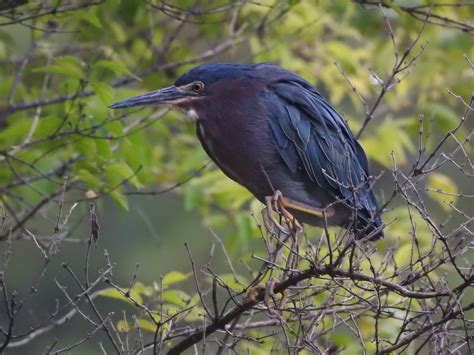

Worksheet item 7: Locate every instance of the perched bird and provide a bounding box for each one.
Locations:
[110,63,383,239]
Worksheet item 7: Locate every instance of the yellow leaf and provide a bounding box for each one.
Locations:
[162,289,190,307]
[216,273,249,292]
[117,320,131,332]
[162,271,191,286]
[99,287,142,304]
[426,173,459,211]
[136,318,158,332]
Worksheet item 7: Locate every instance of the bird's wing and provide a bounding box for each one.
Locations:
[263,80,377,220]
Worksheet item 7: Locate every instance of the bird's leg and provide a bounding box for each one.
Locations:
[284,217,304,278]
[262,191,295,265]
[262,194,291,237]
[262,190,304,237]
[246,278,288,315]
[271,191,307,274]
[262,205,287,266]
[251,191,307,309]
[262,190,305,274]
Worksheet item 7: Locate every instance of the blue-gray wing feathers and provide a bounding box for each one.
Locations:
[263,79,381,229]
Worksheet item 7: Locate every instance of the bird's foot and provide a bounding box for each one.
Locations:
[262,190,305,270]
[246,283,266,302]
[262,190,303,236]
[246,279,288,315]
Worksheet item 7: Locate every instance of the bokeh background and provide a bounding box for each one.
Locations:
[0,0,472,354]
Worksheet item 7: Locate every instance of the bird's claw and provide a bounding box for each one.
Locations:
[246,279,288,315]
[262,190,303,236]
[246,283,266,302]
[261,190,305,272]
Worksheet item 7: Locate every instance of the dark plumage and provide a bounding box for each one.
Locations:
[109,63,383,238]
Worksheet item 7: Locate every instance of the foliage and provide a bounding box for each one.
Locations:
[0,0,472,354]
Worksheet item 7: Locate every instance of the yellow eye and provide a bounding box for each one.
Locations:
[192,81,204,92]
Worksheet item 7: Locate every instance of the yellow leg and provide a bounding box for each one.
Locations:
[263,190,304,235]
[262,191,304,272]
[262,190,335,236]
[262,195,291,235]
[278,193,335,219]
[246,279,288,315]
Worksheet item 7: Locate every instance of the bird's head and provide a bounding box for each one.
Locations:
[109,63,260,121]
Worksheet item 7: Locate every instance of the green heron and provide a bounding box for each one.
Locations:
[110,63,383,239]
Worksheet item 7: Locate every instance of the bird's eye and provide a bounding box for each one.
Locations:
[191,81,204,92]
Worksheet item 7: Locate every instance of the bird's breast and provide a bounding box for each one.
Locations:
[196,116,277,199]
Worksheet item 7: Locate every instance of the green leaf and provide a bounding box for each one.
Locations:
[33,56,84,79]
[99,282,151,305]
[98,287,143,304]
[116,319,159,332]
[75,138,97,157]
[110,190,129,211]
[95,139,112,159]
[33,116,63,138]
[384,207,432,245]
[130,281,154,297]
[184,184,202,210]
[105,161,141,188]
[135,319,158,332]
[360,118,415,167]
[162,289,190,307]
[0,118,30,142]
[394,244,413,267]
[162,271,191,286]
[99,288,127,301]
[186,303,206,322]
[424,103,459,131]
[104,121,124,136]
[333,332,352,346]
[95,59,139,80]
[118,0,140,22]
[76,169,102,189]
[216,273,249,292]
[74,11,102,28]
[34,65,83,79]
[426,173,459,211]
[236,214,253,250]
[90,82,114,105]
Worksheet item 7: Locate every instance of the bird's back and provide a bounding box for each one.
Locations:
[254,64,383,238]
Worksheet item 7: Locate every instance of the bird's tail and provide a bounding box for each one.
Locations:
[354,213,384,240]
[351,188,384,240]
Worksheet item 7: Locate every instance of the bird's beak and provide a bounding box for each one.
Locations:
[108,86,191,109]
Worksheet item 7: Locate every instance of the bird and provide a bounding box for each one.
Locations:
[109,63,383,239]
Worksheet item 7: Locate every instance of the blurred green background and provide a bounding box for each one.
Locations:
[0,0,472,353]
